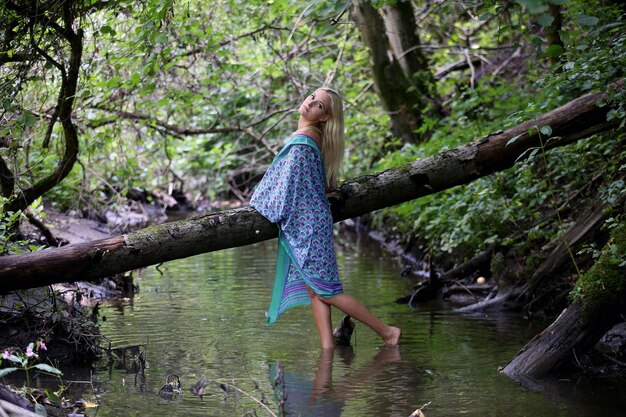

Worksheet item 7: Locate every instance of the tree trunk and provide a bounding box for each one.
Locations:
[0,86,620,291]
[3,2,83,213]
[381,1,429,79]
[503,301,623,379]
[381,0,441,120]
[503,221,626,379]
[546,4,564,66]
[351,0,425,143]
[0,157,14,199]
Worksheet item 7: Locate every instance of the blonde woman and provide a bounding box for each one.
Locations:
[250,87,401,348]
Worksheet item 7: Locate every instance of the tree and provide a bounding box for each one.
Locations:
[350,0,437,144]
[381,0,440,117]
[0,84,618,289]
[0,0,85,213]
[1,0,374,215]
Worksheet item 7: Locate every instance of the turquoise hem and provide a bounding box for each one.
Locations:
[266,232,343,325]
[265,300,311,327]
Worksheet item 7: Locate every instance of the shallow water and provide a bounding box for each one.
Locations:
[82,237,626,417]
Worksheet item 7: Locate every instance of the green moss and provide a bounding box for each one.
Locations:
[397,163,414,175]
[570,219,626,318]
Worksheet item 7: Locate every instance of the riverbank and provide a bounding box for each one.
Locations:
[355,211,626,380]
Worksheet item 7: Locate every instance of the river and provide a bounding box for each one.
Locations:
[81,236,624,417]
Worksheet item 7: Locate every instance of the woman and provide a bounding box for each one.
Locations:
[250,87,401,348]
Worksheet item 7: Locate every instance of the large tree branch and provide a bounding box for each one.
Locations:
[7,7,83,213]
[0,85,620,290]
[94,107,242,136]
[93,105,293,138]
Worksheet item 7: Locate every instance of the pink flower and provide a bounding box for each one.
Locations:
[2,351,9,360]
[26,346,34,357]
[38,342,47,351]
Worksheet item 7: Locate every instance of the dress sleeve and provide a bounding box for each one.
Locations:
[250,144,324,225]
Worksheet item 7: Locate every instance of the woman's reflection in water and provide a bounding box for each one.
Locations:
[269,346,402,417]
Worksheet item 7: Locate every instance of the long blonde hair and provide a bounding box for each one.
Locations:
[319,87,345,189]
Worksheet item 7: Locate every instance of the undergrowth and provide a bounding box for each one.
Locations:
[364,2,625,266]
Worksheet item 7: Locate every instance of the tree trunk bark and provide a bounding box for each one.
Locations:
[502,301,623,379]
[0,86,620,291]
[503,221,626,379]
[382,1,429,79]
[351,0,425,143]
[381,0,441,120]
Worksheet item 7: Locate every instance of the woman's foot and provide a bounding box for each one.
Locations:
[383,326,402,346]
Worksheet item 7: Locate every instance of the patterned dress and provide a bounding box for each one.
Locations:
[250,135,344,324]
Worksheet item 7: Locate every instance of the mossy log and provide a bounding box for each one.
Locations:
[503,222,626,378]
[0,85,621,291]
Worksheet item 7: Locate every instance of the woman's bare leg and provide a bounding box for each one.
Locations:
[322,293,401,346]
[309,288,334,348]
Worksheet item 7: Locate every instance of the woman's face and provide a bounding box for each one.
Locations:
[299,89,331,123]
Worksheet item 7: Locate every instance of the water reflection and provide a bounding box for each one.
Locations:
[270,346,402,417]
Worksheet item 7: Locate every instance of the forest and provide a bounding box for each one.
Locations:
[0,0,625,416]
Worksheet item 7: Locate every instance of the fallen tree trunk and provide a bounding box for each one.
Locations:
[502,301,621,379]
[0,85,620,291]
[503,221,626,379]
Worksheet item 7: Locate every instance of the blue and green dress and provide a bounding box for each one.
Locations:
[250,134,344,324]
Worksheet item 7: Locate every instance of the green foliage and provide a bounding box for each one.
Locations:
[533,0,625,126]
[0,197,36,255]
[0,206,23,254]
[369,78,538,255]
[365,0,625,262]
[372,122,625,261]
[41,0,368,209]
